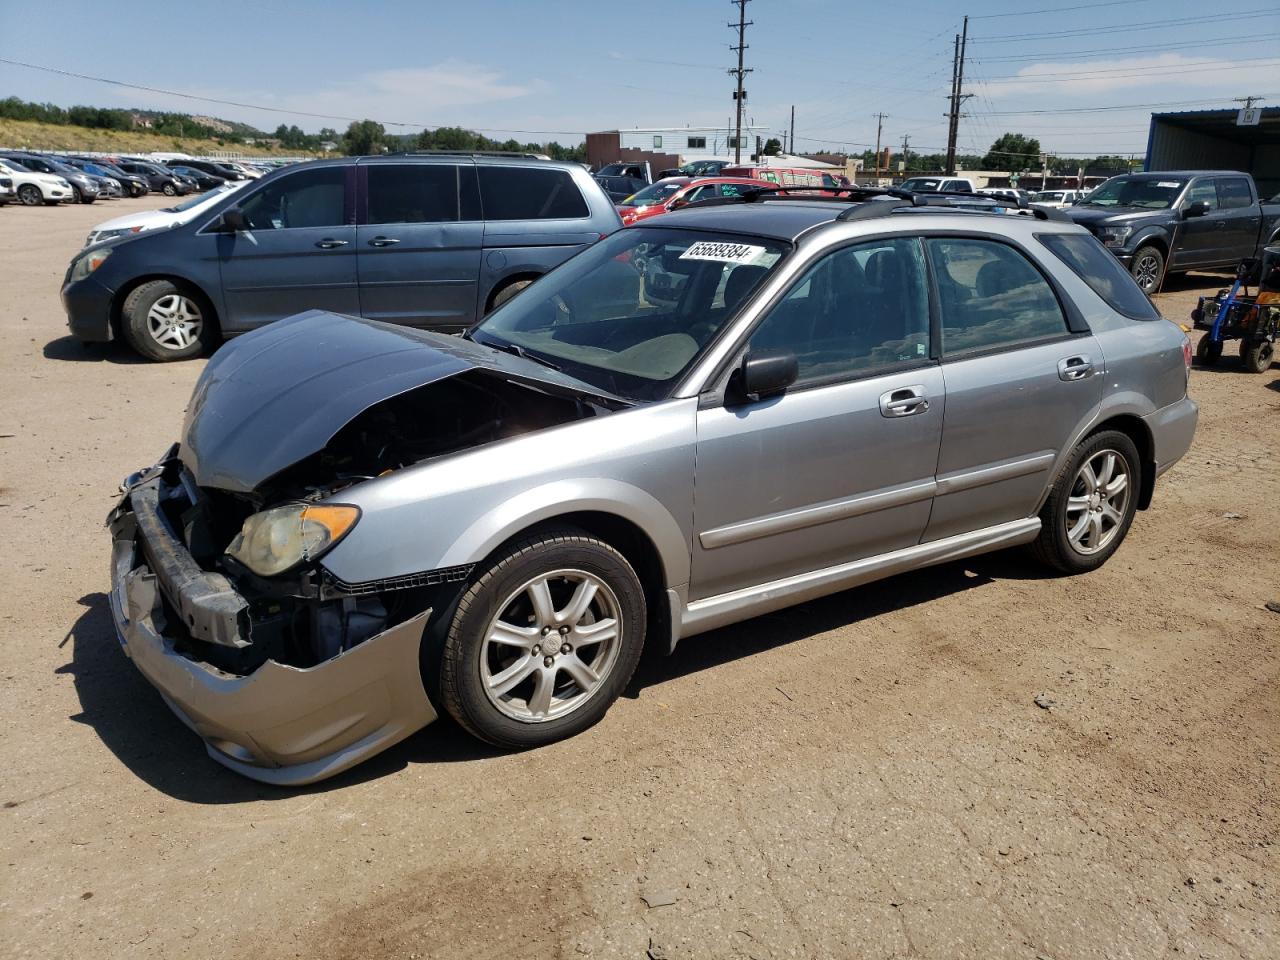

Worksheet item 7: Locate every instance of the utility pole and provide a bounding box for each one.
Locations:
[789,104,795,155]
[944,15,971,176]
[873,112,887,179]
[728,0,753,165]
[900,133,911,175]
[1233,95,1264,110]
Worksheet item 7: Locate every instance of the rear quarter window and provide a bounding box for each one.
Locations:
[479,166,589,220]
[1038,233,1160,321]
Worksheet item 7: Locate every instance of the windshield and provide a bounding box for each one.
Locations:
[1033,191,1066,201]
[472,227,789,402]
[163,188,226,213]
[900,178,941,191]
[619,182,684,207]
[1079,177,1185,209]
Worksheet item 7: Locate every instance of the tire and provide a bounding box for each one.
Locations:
[1129,245,1165,295]
[17,184,42,206]
[439,529,646,749]
[120,280,213,362]
[1031,430,1141,575]
[488,278,534,313]
[1241,339,1275,374]
[162,182,176,196]
[1196,336,1223,366]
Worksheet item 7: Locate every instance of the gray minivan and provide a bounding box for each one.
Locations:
[62,154,621,360]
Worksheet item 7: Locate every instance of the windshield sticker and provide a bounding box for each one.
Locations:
[680,241,769,264]
[1156,181,1181,188]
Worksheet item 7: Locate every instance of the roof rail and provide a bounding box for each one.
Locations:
[392,150,549,160]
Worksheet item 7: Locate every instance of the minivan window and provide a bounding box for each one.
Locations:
[239,166,345,230]
[1039,233,1160,321]
[927,238,1068,355]
[479,166,589,220]
[368,164,458,224]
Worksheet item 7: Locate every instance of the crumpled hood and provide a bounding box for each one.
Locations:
[181,310,615,493]
[1067,206,1165,230]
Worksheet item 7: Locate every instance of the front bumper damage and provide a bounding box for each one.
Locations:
[107,467,437,786]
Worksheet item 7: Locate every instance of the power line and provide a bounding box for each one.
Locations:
[980,55,1280,84]
[970,0,1159,19]
[969,8,1271,41]
[973,34,1267,62]
[982,95,1278,116]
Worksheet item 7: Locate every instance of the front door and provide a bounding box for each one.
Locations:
[1171,178,1221,269]
[922,236,1103,541]
[215,165,358,332]
[691,237,943,601]
[356,162,483,330]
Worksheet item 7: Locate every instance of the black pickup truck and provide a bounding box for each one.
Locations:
[1067,171,1280,294]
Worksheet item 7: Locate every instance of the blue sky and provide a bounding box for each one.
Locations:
[2,0,1277,158]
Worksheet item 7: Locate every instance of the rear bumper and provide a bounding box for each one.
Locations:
[1144,394,1198,478]
[107,470,437,785]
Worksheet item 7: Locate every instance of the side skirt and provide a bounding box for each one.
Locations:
[677,517,1041,640]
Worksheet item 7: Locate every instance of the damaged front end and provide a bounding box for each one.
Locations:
[106,311,618,784]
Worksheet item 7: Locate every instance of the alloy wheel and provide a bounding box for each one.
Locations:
[480,569,623,722]
[1133,254,1160,292]
[1065,449,1131,555]
[146,294,204,351]
[18,184,41,206]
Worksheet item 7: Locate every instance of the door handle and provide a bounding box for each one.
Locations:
[1058,355,1093,381]
[314,238,348,249]
[368,236,401,247]
[879,385,930,418]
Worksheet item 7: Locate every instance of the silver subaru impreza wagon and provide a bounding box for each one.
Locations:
[107,192,1197,784]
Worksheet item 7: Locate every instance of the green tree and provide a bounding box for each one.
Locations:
[342,119,387,156]
[762,137,782,156]
[982,133,1042,171]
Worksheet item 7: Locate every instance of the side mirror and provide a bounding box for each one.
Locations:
[668,197,688,210]
[1183,199,1211,218]
[219,206,248,232]
[734,349,799,401]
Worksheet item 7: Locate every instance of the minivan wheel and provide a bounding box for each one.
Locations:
[17,184,42,206]
[120,280,211,361]
[162,182,177,196]
[1031,430,1141,575]
[1130,246,1164,295]
[1241,339,1275,373]
[488,278,533,312]
[440,529,646,748]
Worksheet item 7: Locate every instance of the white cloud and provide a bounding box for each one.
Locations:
[981,54,1279,98]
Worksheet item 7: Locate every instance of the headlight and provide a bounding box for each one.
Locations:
[225,503,360,577]
[69,247,112,281]
[57,178,71,187]
[1097,226,1132,247]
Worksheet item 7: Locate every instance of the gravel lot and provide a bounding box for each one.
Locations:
[1,197,1276,960]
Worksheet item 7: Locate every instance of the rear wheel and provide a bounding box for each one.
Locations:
[440,529,646,748]
[1241,339,1275,374]
[1130,245,1164,295]
[17,184,42,206]
[487,277,534,313]
[1196,336,1223,366]
[1032,430,1140,574]
[120,280,212,361]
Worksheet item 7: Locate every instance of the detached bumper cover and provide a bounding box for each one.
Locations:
[1145,394,1198,478]
[107,473,437,786]
[62,275,115,341]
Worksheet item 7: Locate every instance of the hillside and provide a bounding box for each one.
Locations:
[0,117,319,157]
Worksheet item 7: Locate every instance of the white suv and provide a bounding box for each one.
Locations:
[899,176,975,193]
[0,158,75,206]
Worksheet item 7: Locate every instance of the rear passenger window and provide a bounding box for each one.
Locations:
[367,164,459,224]
[927,238,1068,355]
[479,167,589,220]
[749,237,931,385]
[1039,233,1160,320]
[1217,178,1252,210]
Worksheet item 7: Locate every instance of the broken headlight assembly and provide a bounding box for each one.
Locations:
[225,503,359,577]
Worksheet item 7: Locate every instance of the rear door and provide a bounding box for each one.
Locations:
[215,164,358,332]
[923,235,1102,541]
[1214,176,1263,263]
[355,160,483,330]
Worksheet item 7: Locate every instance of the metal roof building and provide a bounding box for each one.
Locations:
[1146,107,1280,198]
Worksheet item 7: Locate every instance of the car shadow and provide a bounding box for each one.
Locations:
[61,551,1044,801]
[43,336,149,365]
[1158,270,1233,294]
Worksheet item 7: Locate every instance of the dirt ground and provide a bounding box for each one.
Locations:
[1,197,1276,960]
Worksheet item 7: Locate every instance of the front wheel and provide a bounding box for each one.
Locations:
[439,529,646,748]
[1031,430,1141,574]
[17,184,42,206]
[120,280,213,361]
[1241,339,1275,374]
[162,182,176,196]
[1129,245,1165,295]
[1196,335,1223,366]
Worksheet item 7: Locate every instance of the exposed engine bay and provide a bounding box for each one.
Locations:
[140,371,604,677]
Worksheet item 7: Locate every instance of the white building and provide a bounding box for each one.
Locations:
[611,125,771,162]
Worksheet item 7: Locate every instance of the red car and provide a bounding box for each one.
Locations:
[615,176,769,225]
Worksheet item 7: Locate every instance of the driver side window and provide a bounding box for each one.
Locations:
[1185,180,1217,210]
[239,167,345,230]
[748,237,932,386]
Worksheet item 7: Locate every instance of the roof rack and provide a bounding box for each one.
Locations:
[393,150,548,160]
[680,184,1071,222]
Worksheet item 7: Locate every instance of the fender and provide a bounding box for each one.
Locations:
[1127,225,1171,258]
[437,478,691,590]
